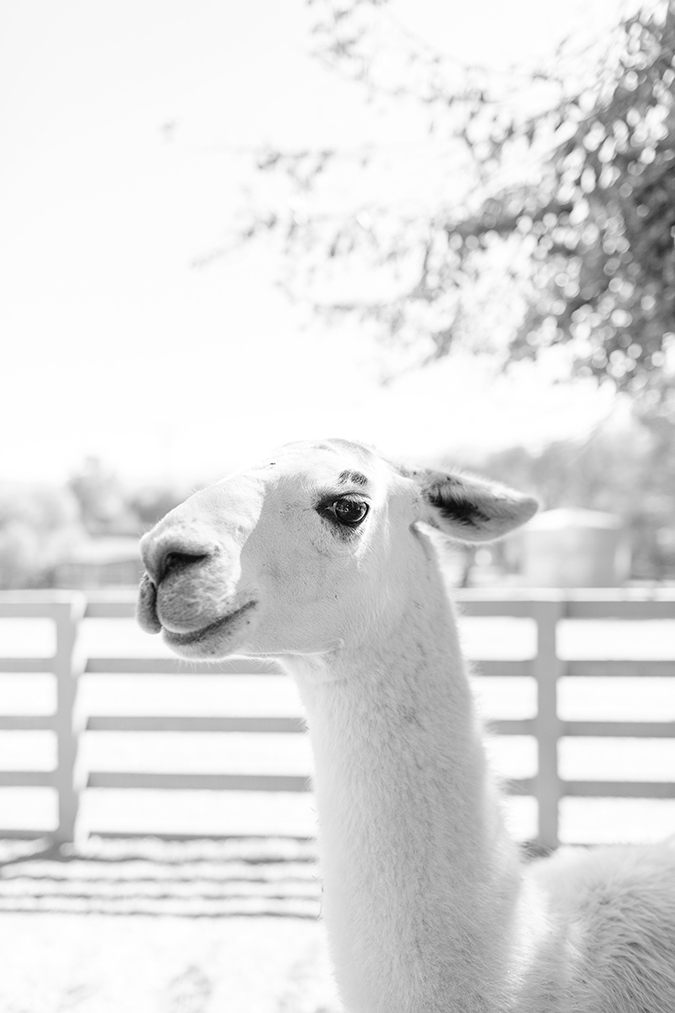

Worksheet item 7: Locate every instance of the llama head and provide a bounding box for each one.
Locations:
[137,439,537,661]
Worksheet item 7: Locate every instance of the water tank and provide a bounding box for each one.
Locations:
[520,508,629,587]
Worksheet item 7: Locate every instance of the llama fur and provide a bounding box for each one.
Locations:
[137,438,675,1013]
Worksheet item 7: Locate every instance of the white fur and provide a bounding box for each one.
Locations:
[138,439,675,1013]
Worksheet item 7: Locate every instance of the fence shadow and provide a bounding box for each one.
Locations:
[0,836,321,918]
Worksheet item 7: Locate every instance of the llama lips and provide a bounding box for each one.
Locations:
[136,573,162,634]
[162,600,258,647]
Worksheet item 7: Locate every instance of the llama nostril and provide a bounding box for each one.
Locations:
[140,531,214,585]
[160,549,209,583]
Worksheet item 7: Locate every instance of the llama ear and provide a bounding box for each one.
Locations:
[412,469,538,543]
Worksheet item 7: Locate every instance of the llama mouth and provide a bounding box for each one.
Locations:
[162,600,257,647]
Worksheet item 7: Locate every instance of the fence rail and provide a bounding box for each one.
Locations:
[0,589,674,847]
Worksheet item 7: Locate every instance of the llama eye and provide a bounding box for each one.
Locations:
[321,498,369,527]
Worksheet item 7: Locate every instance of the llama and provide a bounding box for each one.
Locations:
[137,438,675,1013]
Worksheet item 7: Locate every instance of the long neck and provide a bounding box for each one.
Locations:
[287,549,522,1013]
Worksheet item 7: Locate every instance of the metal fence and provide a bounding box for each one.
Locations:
[1,589,674,848]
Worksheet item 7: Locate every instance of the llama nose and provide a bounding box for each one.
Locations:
[141,534,212,586]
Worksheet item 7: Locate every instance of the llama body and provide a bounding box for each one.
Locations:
[137,439,675,1012]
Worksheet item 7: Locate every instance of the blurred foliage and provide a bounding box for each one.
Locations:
[472,414,675,578]
[129,486,185,529]
[238,0,675,412]
[0,461,186,588]
[68,457,185,535]
[69,456,136,535]
[0,425,673,586]
[0,484,83,588]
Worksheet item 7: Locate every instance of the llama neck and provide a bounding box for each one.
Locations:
[287,559,522,1013]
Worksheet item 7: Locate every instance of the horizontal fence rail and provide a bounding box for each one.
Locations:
[0,589,674,847]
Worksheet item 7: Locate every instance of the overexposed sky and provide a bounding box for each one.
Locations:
[0,0,627,485]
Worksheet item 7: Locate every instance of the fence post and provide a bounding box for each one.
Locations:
[532,598,564,850]
[53,594,87,844]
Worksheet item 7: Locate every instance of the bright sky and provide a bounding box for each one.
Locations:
[0,0,626,486]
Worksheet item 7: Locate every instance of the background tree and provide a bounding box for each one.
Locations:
[69,457,137,535]
[0,466,188,588]
[128,485,187,529]
[235,0,675,412]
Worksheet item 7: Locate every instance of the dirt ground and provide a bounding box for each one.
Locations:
[0,914,339,1013]
[0,838,341,1013]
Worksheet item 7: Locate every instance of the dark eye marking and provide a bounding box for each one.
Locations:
[426,487,491,527]
[338,470,369,488]
[317,495,370,528]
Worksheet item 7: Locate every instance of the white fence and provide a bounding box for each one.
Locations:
[0,589,674,849]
